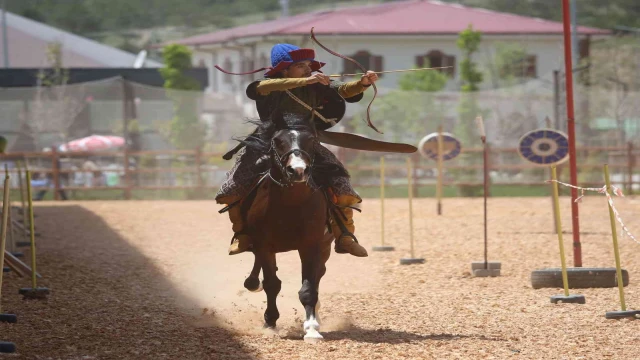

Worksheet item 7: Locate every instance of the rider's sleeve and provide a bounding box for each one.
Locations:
[254,78,308,95]
[330,80,369,103]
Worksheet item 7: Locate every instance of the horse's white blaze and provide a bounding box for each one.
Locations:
[287,130,308,182]
[289,155,306,171]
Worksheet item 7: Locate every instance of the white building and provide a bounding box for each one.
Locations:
[171,0,611,145]
[175,0,608,94]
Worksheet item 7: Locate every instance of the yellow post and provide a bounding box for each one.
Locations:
[16,161,28,240]
[551,166,570,297]
[604,164,626,311]
[436,125,444,215]
[4,163,13,253]
[26,170,37,289]
[407,157,415,258]
[0,166,10,313]
[380,156,385,246]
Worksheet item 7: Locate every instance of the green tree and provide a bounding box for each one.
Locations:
[398,59,449,92]
[351,60,449,144]
[487,42,529,87]
[159,44,205,150]
[29,42,88,148]
[456,24,485,143]
[454,25,486,192]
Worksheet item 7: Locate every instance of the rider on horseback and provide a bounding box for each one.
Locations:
[216,43,378,258]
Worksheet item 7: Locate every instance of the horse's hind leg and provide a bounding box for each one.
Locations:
[260,251,281,329]
[244,253,262,292]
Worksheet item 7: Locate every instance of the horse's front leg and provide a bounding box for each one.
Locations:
[259,251,281,329]
[243,252,262,292]
[299,245,328,343]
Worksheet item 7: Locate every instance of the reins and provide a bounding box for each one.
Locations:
[268,137,316,188]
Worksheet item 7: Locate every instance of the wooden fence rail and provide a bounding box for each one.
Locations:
[0,143,637,199]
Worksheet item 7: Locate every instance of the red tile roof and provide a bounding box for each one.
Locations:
[174,0,610,46]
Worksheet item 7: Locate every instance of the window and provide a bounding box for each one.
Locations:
[579,37,590,60]
[415,50,455,77]
[343,50,384,78]
[223,58,233,84]
[242,57,255,80]
[259,53,269,80]
[500,54,537,79]
[523,55,536,78]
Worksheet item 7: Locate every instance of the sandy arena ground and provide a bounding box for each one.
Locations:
[2,196,640,359]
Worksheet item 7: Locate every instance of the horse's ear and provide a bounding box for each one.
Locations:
[269,109,286,129]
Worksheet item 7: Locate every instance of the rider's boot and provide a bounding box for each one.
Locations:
[332,194,368,258]
[227,200,253,255]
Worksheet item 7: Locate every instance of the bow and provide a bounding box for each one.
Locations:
[310,27,383,134]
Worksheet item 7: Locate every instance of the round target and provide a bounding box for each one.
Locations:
[418,132,461,161]
[518,129,569,165]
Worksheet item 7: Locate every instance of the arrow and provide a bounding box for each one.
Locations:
[328,66,453,77]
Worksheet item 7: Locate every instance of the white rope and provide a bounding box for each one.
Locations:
[285,90,337,126]
[547,179,639,245]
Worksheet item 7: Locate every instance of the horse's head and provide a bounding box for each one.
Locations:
[270,116,317,185]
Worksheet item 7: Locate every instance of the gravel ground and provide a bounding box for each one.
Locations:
[2,196,640,359]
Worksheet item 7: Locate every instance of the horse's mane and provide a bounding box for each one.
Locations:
[237,112,316,154]
[236,112,349,182]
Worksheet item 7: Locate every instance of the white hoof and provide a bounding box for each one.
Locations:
[250,283,263,293]
[303,317,322,343]
[304,329,324,343]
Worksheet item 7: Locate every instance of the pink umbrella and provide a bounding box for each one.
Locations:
[59,135,125,152]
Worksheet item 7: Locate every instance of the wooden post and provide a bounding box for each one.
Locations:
[123,148,131,200]
[121,77,132,200]
[195,147,204,195]
[436,125,444,215]
[627,142,634,195]
[553,70,560,129]
[546,116,558,234]
[485,143,491,197]
[51,148,60,201]
[407,158,415,258]
[412,153,419,198]
[380,157,385,246]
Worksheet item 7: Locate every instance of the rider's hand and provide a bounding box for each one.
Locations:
[359,71,379,86]
[305,73,330,86]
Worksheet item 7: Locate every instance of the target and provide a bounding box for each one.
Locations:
[418,132,461,161]
[518,129,569,165]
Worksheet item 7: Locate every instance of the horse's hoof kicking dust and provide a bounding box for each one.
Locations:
[262,326,279,338]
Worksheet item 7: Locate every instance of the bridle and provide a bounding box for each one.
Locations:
[269,137,316,188]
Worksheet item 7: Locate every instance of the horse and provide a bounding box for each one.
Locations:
[237,112,338,343]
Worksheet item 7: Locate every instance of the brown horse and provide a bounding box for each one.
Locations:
[230,112,417,342]
[238,113,335,342]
